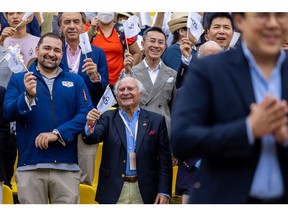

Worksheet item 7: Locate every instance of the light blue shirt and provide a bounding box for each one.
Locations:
[242,42,286,199]
[120,108,140,176]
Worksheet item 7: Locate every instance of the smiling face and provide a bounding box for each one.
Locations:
[116,77,142,112]
[141,30,166,61]
[235,13,288,59]
[205,17,234,49]
[36,36,63,72]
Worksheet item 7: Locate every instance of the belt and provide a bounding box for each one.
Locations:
[248,196,285,204]
[124,176,138,183]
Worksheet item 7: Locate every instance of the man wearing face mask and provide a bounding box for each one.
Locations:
[88,12,141,91]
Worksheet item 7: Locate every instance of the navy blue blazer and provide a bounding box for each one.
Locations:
[83,108,172,204]
[60,44,108,107]
[171,47,288,204]
[0,86,10,182]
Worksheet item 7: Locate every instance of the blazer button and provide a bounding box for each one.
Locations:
[121,174,125,178]
[123,160,126,163]
[158,105,161,108]
[193,182,201,189]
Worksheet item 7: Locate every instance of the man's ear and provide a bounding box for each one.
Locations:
[35,46,39,55]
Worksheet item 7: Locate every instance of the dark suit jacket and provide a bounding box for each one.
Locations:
[83,108,172,204]
[60,44,108,107]
[0,86,10,182]
[171,47,288,204]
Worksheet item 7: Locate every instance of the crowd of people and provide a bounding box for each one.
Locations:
[1,11,288,204]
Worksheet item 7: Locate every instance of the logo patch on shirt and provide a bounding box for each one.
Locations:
[62,81,74,87]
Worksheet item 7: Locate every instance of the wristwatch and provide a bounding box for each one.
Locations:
[52,129,60,140]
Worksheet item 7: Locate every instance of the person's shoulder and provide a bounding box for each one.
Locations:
[161,61,177,75]
[165,43,180,51]
[27,33,40,40]
[91,45,105,54]
[141,108,164,120]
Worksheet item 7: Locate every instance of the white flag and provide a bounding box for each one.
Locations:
[5,44,24,73]
[229,31,241,47]
[187,12,203,41]
[97,85,117,114]
[79,32,92,54]
[123,15,140,39]
[22,12,33,21]
[138,12,151,28]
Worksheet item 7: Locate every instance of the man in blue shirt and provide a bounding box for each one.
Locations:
[83,76,172,204]
[171,12,288,204]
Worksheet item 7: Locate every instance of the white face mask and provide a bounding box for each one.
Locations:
[98,12,115,23]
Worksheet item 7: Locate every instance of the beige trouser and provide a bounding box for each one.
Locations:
[16,169,81,204]
[116,181,144,204]
[77,135,97,185]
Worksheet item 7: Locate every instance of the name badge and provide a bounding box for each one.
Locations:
[129,152,136,170]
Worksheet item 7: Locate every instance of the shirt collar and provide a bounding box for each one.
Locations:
[65,41,81,55]
[241,40,286,72]
[119,107,141,122]
[143,58,162,71]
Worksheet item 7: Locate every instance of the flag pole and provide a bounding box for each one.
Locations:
[14,20,24,29]
[124,34,129,53]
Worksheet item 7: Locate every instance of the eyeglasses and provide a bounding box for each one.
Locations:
[249,13,288,25]
[144,39,166,47]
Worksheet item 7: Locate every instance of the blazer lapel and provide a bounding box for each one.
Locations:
[147,65,170,101]
[135,109,149,153]
[114,111,127,151]
[228,49,256,113]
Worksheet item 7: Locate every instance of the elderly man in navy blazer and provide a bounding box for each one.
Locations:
[83,76,172,204]
[171,12,288,204]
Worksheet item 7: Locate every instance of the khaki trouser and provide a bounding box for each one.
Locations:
[116,181,144,204]
[77,135,97,185]
[16,169,81,204]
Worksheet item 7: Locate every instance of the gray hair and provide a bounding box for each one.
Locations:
[114,76,144,95]
[57,12,87,27]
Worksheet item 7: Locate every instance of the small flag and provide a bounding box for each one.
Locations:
[123,15,140,39]
[187,12,204,41]
[138,12,151,28]
[97,85,117,114]
[79,32,92,54]
[5,44,24,73]
[229,32,241,48]
[22,12,33,21]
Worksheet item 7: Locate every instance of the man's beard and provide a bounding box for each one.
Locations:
[38,57,59,71]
